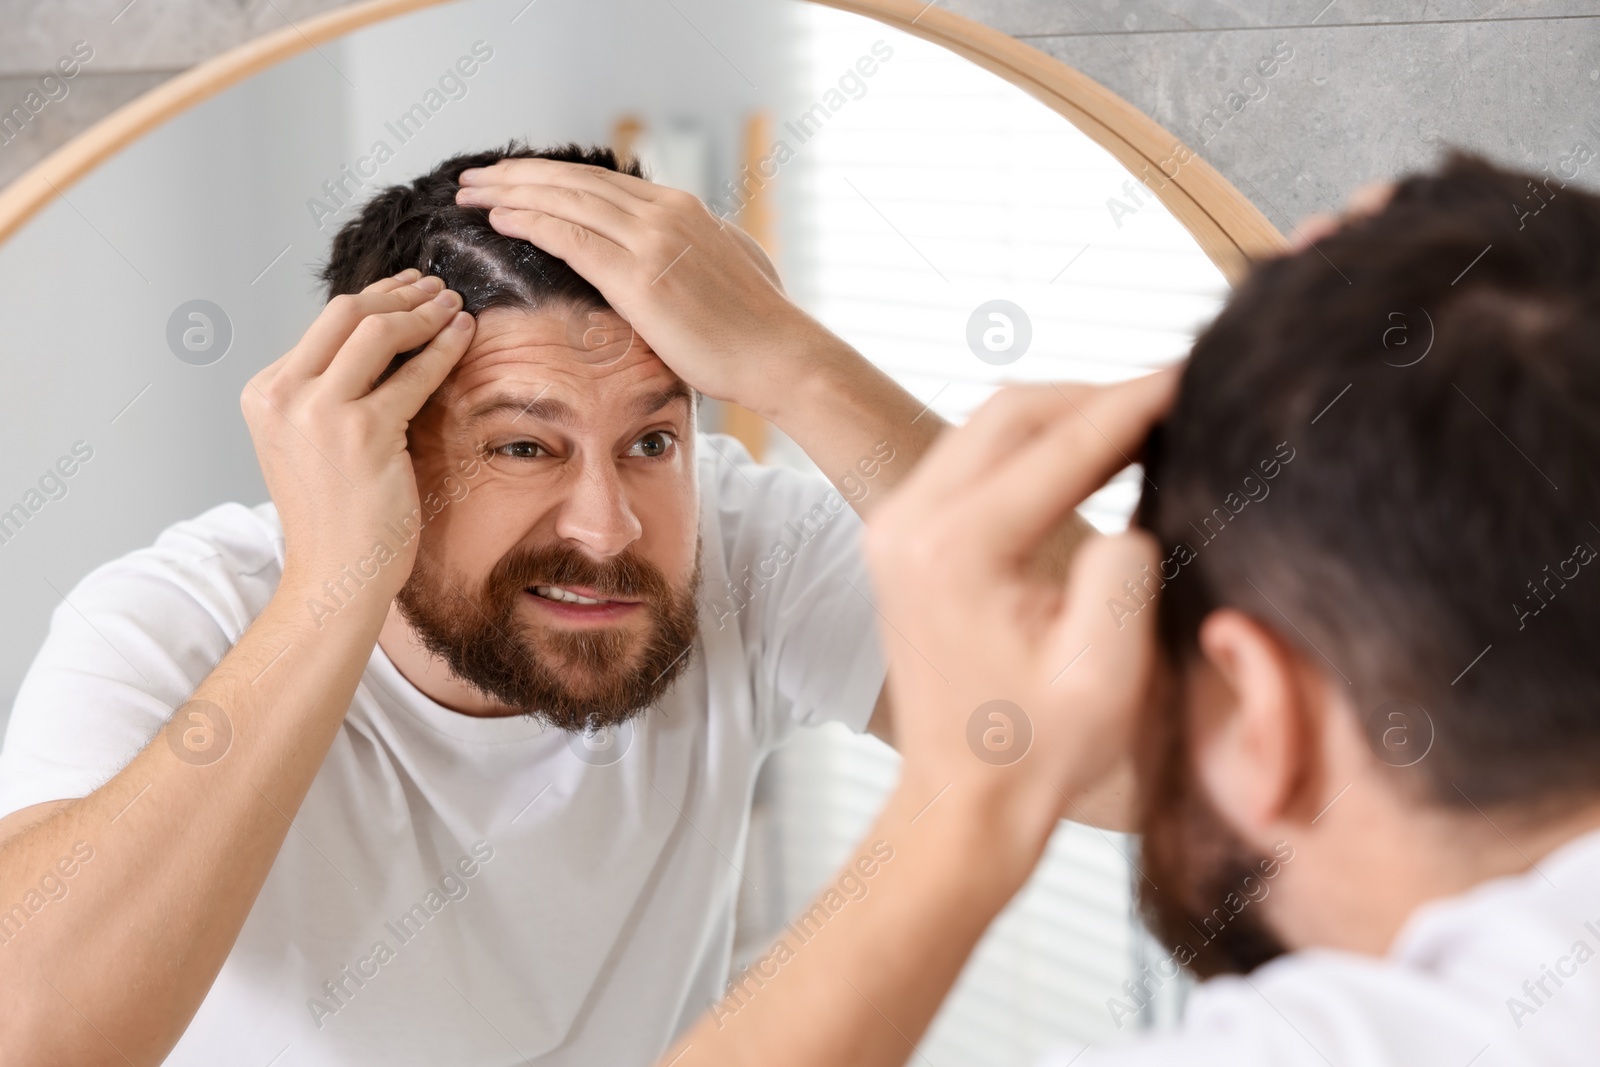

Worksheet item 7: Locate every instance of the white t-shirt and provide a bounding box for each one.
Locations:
[0,433,885,1066]
[1041,825,1600,1067]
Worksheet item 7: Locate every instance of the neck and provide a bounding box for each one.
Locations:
[376,600,524,718]
[1264,785,1600,958]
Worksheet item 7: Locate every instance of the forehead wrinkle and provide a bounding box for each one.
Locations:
[461,389,574,430]
[631,382,693,420]
[448,311,667,389]
[454,375,690,439]
[436,308,688,437]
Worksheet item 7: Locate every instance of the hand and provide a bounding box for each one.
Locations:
[862,372,1178,861]
[1287,180,1395,251]
[455,158,823,411]
[240,270,475,605]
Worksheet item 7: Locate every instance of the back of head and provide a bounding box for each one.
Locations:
[1139,149,1600,812]
[318,139,643,320]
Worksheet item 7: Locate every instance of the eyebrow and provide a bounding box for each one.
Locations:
[461,381,693,430]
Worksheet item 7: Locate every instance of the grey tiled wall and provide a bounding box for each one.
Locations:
[945,0,1600,232]
[3,1,1599,231]
[0,0,349,185]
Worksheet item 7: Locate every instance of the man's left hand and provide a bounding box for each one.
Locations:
[456,158,813,411]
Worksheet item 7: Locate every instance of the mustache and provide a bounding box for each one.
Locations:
[484,541,673,603]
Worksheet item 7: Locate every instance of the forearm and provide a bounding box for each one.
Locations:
[747,322,945,519]
[663,778,1045,1067]
[745,327,1099,578]
[0,572,388,1065]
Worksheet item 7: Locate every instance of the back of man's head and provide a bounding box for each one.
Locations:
[1133,151,1600,974]
[1142,149,1600,810]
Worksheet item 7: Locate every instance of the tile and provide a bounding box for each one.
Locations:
[1029,18,1600,232]
[0,0,352,74]
[0,69,174,187]
[940,1,1599,38]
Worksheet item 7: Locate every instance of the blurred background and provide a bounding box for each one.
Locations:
[0,0,1230,1061]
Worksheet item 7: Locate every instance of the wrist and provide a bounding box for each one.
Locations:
[741,314,862,426]
[884,772,1058,904]
[278,555,402,630]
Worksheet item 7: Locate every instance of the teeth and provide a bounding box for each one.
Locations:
[533,585,607,605]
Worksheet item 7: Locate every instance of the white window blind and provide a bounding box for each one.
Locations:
[735,5,1229,1064]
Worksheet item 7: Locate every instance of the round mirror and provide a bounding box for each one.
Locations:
[0,1,1280,1063]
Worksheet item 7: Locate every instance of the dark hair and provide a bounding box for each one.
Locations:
[1138,149,1600,809]
[318,139,644,314]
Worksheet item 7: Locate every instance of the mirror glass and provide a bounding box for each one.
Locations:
[0,1,1227,1061]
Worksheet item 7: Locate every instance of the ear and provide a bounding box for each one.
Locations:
[1190,608,1311,847]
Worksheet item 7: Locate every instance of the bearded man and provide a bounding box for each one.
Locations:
[0,142,1086,1067]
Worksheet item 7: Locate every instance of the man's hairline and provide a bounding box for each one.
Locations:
[431,299,700,422]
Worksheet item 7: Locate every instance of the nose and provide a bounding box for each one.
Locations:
[552,452,643,558]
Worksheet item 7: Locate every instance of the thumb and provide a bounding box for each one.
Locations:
[1047,530,1164,697]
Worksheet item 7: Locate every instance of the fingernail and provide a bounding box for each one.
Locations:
[459,168,480,183]
[415,275,445,292]
[433,288,461,307]
[450,311,473,329]
[396,267,421,281]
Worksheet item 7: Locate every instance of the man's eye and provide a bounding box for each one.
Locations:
[494,441,544,460]
[629,431,674,459]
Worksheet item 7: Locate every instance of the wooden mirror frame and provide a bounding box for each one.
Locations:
[0,0,1287,281]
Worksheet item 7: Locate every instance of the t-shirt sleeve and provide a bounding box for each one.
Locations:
[0,503,282,819]
[700,433,886,750]
[1032,948,1503,1067]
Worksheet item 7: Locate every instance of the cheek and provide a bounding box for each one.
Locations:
[633,470,700,580]
[423,485,538,575]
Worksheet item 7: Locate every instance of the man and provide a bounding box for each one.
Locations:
[0,142,985,1065]
[654,151,1600,1066]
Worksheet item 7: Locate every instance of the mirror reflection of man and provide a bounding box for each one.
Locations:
[0,143,1098,1066]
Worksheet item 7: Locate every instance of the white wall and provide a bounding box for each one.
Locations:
[0,46,346,727]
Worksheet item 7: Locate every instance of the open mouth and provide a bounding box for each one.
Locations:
[522,584,644,626]
[528,584,637,606]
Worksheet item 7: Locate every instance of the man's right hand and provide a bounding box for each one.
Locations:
[863,372,1179,850]
[0,268,474,1067]
[241,268,474,599]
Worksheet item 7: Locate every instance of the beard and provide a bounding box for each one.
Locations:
[395,533,703,733]
[1134,663,1291,980]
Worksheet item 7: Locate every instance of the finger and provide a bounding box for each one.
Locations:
[361,267,421,294]
[949,371,1179,565]
[1288,182,1395,252]
[896,370,1179,524]
[886,385,1079,523]
[1287,214,1340,252]
[370,309,476,420]
[457,181,641,247]
[482,206,634,282]
[287,275,445,379]
[1346,180,1395,217]
[459,157,667,203]
[456,167,646,219]
[1035,532,1163,796]
[321,288,465,400]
